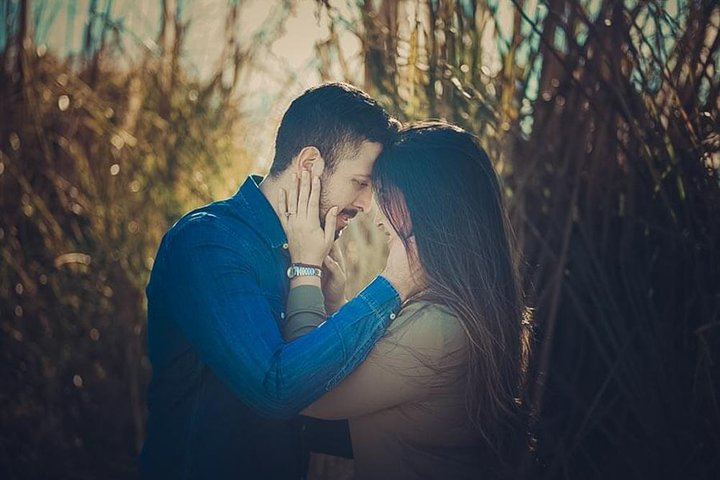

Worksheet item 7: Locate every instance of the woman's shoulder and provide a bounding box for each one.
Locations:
[396,299,460,326]
[388,299,467,354]
[396,299,455,321]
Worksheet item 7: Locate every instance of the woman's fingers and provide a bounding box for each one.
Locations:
[324,207,338,245]
[308,175,320,220]
[287,173,299,215]
[280,173,340,264]
[297,170,311,218]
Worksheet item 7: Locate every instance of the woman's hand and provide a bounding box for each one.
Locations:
[322,242,348,314]
[278,170,338,267]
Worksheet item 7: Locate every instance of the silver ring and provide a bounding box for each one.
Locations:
[285,211,295,217]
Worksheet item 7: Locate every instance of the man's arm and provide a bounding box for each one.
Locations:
[298,301,458,420]
[281,285,426,418]
[161,216,401,420]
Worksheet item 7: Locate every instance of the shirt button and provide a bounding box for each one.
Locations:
[282,243,289,250]
[389,313,396,320]
[280,312,285,319]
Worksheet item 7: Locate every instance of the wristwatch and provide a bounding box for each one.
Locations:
[286,263,323,279]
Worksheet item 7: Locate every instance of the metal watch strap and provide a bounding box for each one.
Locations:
[287,264,323,279]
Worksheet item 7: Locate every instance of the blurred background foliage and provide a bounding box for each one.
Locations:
[1,0,719,479]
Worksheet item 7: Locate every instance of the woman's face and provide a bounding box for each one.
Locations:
[373,195,428,288]
[373,198,401,245]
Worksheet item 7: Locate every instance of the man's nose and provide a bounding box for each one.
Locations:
[353,187,373,213]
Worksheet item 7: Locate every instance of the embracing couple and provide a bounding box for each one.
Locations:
[139,83,527,479]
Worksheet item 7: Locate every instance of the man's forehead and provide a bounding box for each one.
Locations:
[334,141,381,173]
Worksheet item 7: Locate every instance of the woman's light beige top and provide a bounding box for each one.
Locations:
[284,285,486,480]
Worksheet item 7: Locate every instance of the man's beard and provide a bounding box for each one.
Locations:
[318,184,332,229]
[319,185,358,239]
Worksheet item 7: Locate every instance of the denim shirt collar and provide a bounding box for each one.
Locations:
[232,175,288,249]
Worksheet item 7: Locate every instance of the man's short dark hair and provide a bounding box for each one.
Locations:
[269,83,398,176]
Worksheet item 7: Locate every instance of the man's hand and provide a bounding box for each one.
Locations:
[322,242,348,315]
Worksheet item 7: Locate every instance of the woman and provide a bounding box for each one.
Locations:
[281,122,528,479]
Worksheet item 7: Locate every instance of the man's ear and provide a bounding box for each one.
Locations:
[295,146,325,178]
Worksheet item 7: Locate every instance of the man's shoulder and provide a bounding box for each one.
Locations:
[164,198,258,248]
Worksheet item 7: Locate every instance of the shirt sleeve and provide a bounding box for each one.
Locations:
[159,216,401,419]
[283,285,327,341]
[301,302,467,420]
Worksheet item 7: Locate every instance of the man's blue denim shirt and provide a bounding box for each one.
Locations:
[138,176,401,479]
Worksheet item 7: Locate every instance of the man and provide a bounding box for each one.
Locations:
[139,83,413,479]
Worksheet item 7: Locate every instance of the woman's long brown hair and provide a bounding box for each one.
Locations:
[373,122,529,454]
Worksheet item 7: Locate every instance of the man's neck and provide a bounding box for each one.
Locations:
[258,175,286,224]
